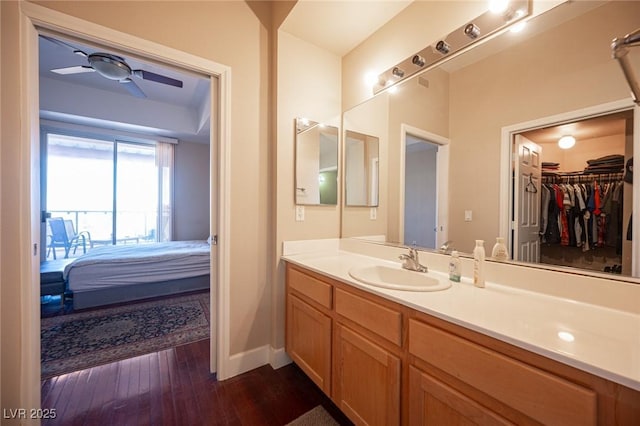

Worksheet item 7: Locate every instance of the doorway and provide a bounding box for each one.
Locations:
[399,124,449,249]
[509,108,635,276]
[17,3,232,408]
[37,31,216,355]
[404,136,439,249]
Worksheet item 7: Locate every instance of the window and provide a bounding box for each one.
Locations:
[44,131,174,258]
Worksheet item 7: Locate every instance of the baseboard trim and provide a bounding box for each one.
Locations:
[225,345,292,378]
[226,345,269,377]
[270,346,292,370]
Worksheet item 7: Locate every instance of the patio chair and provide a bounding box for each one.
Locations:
[47,217,92,259]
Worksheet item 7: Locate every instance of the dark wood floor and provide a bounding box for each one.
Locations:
[41,339,352,425]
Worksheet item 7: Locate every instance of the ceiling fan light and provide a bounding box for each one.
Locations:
[558,135,576,149]
[89,54,131,80]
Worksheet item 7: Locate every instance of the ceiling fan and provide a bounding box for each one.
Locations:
[41,35,183,99]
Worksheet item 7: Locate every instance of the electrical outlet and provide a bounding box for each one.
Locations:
[295,205,305,221]
[464,210,472,222]
[370,207,377,220]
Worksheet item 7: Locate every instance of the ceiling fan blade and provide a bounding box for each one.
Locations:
[133,69,183,88]
[120,78,147,98]
[51,65,95,75]
[40,35,88,57]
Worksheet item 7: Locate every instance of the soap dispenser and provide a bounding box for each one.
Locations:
[449,251,461,282]
[473,240,485,288]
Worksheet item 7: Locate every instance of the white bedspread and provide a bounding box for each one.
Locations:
[64,240,211,291]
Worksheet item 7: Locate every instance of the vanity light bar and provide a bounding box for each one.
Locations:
[373,0,531,94]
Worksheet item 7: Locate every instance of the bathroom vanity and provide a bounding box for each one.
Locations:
[283,239,640,425]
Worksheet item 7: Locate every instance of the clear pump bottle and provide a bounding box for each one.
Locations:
[473,240,485,288]
[448,251,461,282]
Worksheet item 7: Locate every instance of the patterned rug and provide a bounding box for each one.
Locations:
[41,292,210,379]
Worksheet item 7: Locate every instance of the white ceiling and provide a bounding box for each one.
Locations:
[280,0,412,56]
[39,33,211,143]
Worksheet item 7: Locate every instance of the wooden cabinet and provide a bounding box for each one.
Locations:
[284,262,640,426]
[409,365,513,425]
[286,264,403,425]
[285,266,332,394]
[408,318,597,425]
[286,294,331,393]
[333,323,401,426]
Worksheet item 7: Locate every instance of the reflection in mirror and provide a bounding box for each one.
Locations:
[340,1,640,281]
[295,118,338,205]
[345,130,379,207]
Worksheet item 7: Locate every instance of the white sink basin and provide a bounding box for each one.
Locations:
[348,265,452,292]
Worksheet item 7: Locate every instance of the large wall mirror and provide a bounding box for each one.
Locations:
[341,0,640,280]
[295,118,339,205]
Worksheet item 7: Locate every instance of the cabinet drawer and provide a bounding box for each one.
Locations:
[409,319,597,425]
[335,288,402,346]
[288,267,332,309]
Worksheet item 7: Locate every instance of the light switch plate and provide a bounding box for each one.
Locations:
[464,210,472,222]
[295,205,305,221]
[370,207,377,220]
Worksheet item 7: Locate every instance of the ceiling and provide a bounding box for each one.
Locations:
[522,111,632,146]
[38,2,415,143]
[39,33,211,143]
[280,0,412,56]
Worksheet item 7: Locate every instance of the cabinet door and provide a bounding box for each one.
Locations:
[286,295,332,394]
[409,366,513,426]
[333,323,400,426]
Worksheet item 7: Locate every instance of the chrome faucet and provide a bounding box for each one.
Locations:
[399,247,428,272]
[439,240,454,254]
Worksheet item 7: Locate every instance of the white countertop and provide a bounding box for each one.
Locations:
[282,242,640,392]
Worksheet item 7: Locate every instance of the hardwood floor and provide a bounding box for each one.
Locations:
[41,339,352,425]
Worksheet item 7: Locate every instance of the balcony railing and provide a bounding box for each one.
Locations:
[46,210,157,259]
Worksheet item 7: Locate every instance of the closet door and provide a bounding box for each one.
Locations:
[514,135,542,263]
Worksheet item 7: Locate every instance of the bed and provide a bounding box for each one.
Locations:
[63,240,211,309]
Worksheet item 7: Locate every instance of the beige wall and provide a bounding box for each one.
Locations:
[342,0,485,111]
[274,30,341,349]
[1,0,20,415]
[0,0,3,407]
[448,1,640,253]
[1,0,274,408]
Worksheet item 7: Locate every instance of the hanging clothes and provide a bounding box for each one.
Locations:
[540,175,625,254]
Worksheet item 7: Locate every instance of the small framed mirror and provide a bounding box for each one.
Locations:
[295,118,339,205]
[345,130,379,206]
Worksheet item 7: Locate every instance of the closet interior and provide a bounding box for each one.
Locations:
[519,110,633,275]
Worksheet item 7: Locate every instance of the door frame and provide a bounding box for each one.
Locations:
[399,124,449,249]
[499,99,640,275]
[17,2,232,409]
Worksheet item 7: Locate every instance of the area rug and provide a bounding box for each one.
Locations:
[41,292,210,379]
[286,406,340,426]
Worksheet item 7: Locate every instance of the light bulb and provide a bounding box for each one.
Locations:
[558,135,576,149]
[364,71,378,88]
[489,0,509,14]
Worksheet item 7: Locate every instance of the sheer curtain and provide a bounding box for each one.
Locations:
[156,142,174,242]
